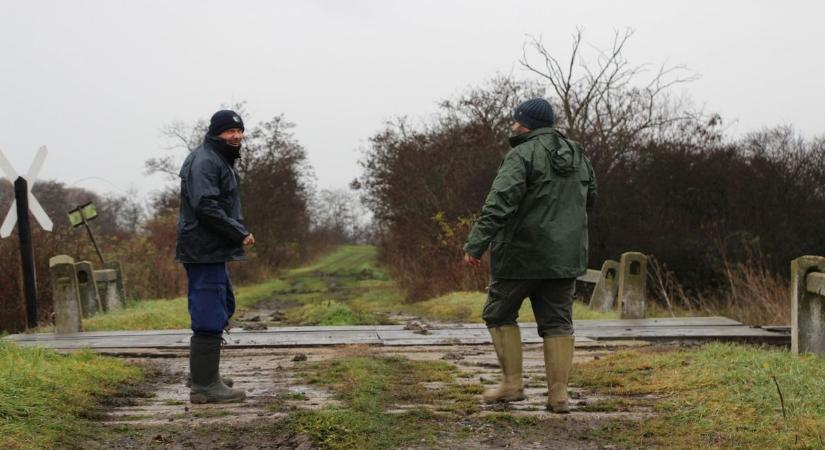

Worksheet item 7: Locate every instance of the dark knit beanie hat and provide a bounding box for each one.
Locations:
[208,110,245,136]
[513,98,554,130]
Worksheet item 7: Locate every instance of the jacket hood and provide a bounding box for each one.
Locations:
[539,132,581,177]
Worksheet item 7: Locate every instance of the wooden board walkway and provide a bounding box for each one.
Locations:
[4,317,789,351]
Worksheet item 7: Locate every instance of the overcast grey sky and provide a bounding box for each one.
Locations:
[0,0,822,201]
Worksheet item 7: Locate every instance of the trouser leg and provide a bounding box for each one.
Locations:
[184,263,244,403]
[482,278,538,328]
[528,278,577,413]
[185,263,231,336]
[225,265,236,324]
[528,278,576,337]
[480,279,537,403]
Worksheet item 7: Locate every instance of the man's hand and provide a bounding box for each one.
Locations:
[463,253,481,267]
[243,233,256,246]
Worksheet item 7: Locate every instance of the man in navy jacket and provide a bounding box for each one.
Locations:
[176,109,254,404]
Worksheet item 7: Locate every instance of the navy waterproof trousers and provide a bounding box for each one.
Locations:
[185,263,236,335]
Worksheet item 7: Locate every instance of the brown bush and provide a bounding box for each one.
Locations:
[0,111,340,333]
[357,77,541,299]
[357,32,825,306]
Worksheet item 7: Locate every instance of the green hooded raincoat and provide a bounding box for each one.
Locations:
[463,128,597,279]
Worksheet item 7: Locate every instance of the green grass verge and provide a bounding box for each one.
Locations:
[0,341,142,450]
[272,245,617,324]
[574,343,825,449]
[79,279,288,331]
[59,245,618,331]
[409,291,618,322]
[285,355,457,449]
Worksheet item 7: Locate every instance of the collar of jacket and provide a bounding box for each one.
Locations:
[204,134,241,164]
[508,127,556,148]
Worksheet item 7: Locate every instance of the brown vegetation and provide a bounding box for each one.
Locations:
[0,110,360,333]
[356,30,825,317]
[648,246,790,325]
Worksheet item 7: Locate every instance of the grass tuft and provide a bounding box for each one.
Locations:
[576,343,825,449]
[287,355,455,449]
[0,341,142,450]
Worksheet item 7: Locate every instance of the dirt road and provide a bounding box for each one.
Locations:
[87,340,653,449]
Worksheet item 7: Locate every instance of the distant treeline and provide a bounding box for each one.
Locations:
[355,33,825,315]
[0,112,369,333]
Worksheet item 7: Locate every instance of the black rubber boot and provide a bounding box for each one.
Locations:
[189,334,245,404]
[185,374,234,388]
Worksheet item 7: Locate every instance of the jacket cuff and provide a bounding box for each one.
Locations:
[463,242,485,259]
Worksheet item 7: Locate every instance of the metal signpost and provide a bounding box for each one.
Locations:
[68,202,105,264]
[0,147,54,329]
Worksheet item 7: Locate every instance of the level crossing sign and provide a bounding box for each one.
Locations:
[1,146,53,237]
[0,146,54,328]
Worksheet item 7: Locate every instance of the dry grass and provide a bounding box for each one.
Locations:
[647,249,789,325]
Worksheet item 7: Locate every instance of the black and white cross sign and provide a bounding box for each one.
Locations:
[1,146,53,238]
[0,146,54,329]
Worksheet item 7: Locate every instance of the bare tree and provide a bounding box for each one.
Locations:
[97,189,147,234]
[521,28,701,173]
[145,102,248,178]
[311,188,374,243]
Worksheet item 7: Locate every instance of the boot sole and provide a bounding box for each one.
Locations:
[546,404,570,414]
[483,393,527,404]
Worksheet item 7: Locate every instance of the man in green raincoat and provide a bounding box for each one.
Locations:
[463,98,597,413]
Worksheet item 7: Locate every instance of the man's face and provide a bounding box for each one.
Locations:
[511,122,531,136]
[218,128,244,147]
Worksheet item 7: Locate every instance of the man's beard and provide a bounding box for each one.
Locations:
[217,139,242,161]
[226,144,241,160]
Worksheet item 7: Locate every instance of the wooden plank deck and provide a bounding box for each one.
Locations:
[4,317,789,350]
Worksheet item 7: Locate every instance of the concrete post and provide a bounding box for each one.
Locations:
[94,269,124,312]
[103,260,127,303]
[617,252,648,319]
[74,261,102,318]
[791,256,825,356]
[589,260,620,312]
[49,255,82,333]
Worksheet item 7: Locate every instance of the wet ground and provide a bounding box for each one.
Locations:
[87,339,655,450]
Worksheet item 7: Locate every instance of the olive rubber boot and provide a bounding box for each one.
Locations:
[543,335,574,413]
[189,334,246,404]
[482,325,526,403]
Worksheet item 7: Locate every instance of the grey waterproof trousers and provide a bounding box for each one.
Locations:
[482,278,576,337]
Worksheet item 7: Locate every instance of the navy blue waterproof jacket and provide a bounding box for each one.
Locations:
[175,135,249,263]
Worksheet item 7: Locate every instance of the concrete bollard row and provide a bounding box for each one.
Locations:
[48,254,126,334]
[94,268,124,312]
[589,260,620,312]
[791,256,825,356]
[74,260,102,318]
[103,260,127,305]
[49,255,83,333]
[586,252,648,319]
[617,252,648,319]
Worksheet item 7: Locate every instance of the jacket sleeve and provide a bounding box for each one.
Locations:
[585,157,597,212]
[187,157,249,244]
[463,150,528,259]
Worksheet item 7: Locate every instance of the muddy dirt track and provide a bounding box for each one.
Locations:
[85,340,654,450]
